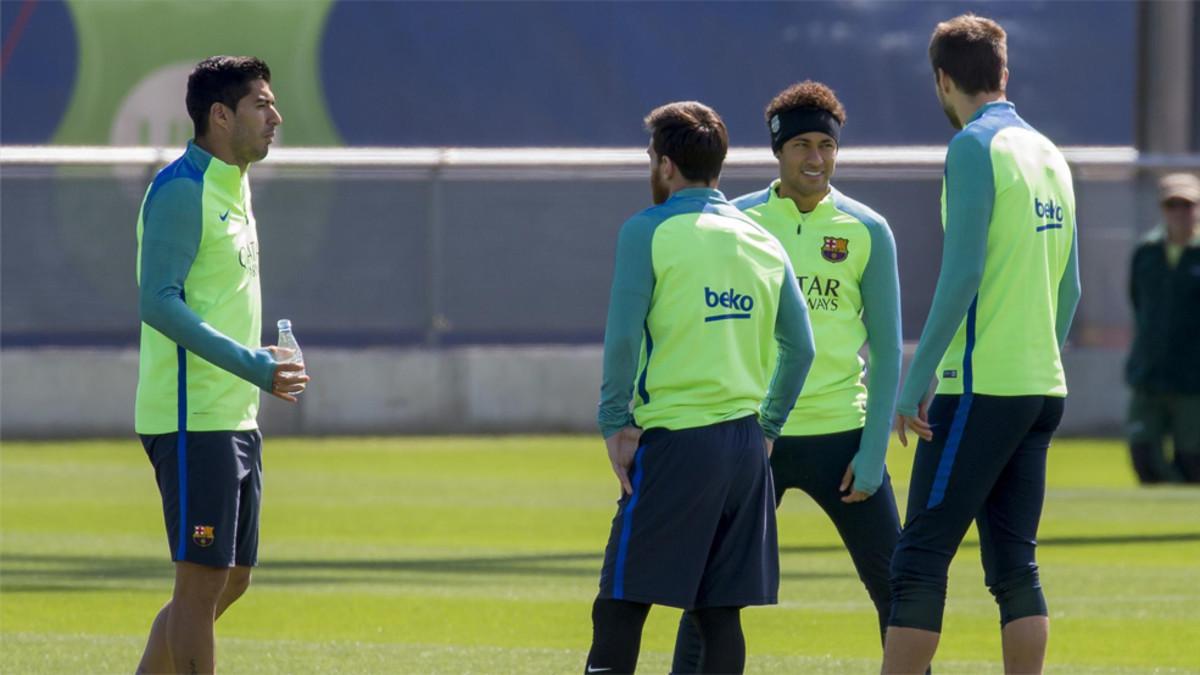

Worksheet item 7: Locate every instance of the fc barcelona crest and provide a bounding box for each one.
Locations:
[821,237,849,263]
[193,525,215,548]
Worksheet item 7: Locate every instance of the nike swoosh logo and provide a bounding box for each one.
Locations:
[219,209,231,221]
[586,666,612,673]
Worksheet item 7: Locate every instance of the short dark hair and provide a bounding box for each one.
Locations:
[765,80,847,126]
[643,101,728,183]
[929,14,1007,95]
[186,56,272,137]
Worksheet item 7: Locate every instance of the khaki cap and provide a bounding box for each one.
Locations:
[1160,173,1200,204]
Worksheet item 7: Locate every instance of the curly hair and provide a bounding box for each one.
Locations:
[764,81,846,126]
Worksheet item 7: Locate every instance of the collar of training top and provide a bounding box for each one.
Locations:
[768,107,841,153]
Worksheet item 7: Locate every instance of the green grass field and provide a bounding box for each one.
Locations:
[2,436,1197,673]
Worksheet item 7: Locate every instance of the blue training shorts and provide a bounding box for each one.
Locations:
[141,429,263,568]
[597,414,779,610]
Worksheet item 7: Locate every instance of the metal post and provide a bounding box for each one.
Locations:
[1137,0,1195,154]
[1136,0,1196,234]
[425,157,446,347]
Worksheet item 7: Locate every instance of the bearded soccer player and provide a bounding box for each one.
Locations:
[135,56,308,674]
[884,15,1081,674]
[587,101,815,674]
[672,80,903,672]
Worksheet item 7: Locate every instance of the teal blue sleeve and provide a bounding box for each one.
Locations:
[1055,221,1081,350]
[760,256,815,440]
[139,179,276,391]
[854,221,902,494]
[597,215,655,438]
[896,135,993,416]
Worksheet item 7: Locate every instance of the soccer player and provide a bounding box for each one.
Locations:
[672,81,903,672]
[883,15,1081,674]
[587,101,815,674]
[135,56,308,674]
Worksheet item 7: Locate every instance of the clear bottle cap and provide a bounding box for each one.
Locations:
[277,319,292,331]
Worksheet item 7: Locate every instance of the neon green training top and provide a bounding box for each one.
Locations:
[135,141,276,434]
[598,188,816,440]
[733,182,902,494]
[898,101,1081,413]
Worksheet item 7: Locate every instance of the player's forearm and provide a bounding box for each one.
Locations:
[139,241,275,390]
[597,290,646,438]
[854,222,903,491]
[761,343,812,440]
[898,138,992,415]
[1055,225,1082,350]
[897,253,984,414]
[898,133,995,413]
[597,361,636,440]
[857,326,901,493]
[140,290,276,391]
[598,217,656,437]
[761,274,814,439]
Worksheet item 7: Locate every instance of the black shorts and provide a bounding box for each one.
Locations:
[596,414,779,610]
[141,430,263,568]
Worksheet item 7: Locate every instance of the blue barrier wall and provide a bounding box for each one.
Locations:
[322,0,1136,146]
[2,0,1137,146]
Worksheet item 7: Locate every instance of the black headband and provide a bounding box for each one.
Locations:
[768,107,841,152]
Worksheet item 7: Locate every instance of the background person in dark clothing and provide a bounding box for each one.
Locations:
[1126,173,1200,484]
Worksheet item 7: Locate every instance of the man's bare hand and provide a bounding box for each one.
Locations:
[604,426,643,495]
[894,400,932,446]
[839,463,871,504]
[265,346,310,403]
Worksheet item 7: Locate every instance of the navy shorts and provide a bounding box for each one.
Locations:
[597,414,779,610]
[141,430,263,568]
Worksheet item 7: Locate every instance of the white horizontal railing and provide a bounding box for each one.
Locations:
[0,144,1154,166]
[3,145,1195,182]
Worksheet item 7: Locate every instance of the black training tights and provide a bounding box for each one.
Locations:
[586,598,651,674]
[671,606,746,674]
[587,600,745,674]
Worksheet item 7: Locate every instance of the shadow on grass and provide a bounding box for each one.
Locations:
[0,550,848,593]
[1038,532,1200,546]
[6,531,1193,594]
[780,532,1200,553]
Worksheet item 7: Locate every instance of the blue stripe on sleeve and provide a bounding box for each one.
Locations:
[896,124,995,415]
[962,296,978,393]
[636,320,653,404]
[174,325,189,559]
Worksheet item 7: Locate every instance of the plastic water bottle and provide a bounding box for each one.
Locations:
[276,319,306,377]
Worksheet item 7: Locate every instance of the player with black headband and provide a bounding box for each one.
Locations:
[672,80,903,672]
